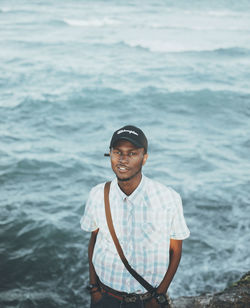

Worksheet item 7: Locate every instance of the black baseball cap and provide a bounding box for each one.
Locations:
[109,125,148,153]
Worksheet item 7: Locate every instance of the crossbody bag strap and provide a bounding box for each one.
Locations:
[104,181,155,294]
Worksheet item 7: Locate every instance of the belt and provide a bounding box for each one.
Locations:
[99,281,153,303]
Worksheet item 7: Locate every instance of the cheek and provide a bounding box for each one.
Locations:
[132,158,144,169]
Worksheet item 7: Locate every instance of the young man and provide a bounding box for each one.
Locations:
[81,125,190,308]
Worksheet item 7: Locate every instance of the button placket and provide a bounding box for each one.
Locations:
[124,197,134,256]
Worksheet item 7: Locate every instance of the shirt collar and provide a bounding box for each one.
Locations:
[112,174,146,202]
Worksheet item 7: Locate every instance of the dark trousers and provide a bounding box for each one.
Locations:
[91,292,147,308]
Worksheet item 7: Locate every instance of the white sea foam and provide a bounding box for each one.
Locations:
[182,9,248,17]
[206,10,243,17]
[64,17,119,27]
[0,7,12,12]
[0,100,22,108]
[124,39,236,53]
[150,23,249,32]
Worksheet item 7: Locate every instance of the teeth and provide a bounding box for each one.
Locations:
[118,166,127,170]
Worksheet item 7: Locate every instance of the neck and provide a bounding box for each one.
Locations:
[117,173,142,196]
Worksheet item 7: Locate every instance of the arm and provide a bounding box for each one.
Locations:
[146,239,182,308]
[157,238,182,294]
[88,228,99,285]
[88,229,103,302]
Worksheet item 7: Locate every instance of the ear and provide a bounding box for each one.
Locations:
[142,153,148,166]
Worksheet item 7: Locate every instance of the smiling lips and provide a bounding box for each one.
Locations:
[117,165,129,172]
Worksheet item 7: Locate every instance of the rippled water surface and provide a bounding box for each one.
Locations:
[1,0,250,307]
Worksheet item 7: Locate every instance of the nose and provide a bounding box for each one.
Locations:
[119,153,129,163]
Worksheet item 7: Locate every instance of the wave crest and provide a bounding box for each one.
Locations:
[0,7,11,12]
[64,17,119,27]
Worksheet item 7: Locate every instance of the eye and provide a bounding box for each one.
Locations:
[128,152,137,156]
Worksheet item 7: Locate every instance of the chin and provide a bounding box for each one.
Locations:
[116,175,131,182]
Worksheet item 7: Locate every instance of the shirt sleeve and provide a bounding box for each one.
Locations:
[80,187,99,232]
[170,193,190,240]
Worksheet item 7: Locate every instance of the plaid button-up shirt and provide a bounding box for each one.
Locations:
[81,174,190,293]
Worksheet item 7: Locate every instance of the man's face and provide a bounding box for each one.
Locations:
[110,140,148,182]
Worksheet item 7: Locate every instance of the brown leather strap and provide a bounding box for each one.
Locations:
[104,182,155,293]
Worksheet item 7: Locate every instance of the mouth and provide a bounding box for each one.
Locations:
[117,165,129,173]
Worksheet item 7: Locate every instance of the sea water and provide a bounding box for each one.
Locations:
[0,0,250,307]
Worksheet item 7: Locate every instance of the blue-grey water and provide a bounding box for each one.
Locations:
[1,0,250,307]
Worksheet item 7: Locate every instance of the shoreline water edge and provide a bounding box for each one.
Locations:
[172,271,250,308]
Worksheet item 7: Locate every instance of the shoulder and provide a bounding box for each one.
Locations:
[144,176,180,197]
[88,178,116,198]
[144,176,181,206]
[90,182,105,192]
[88,182,105,200]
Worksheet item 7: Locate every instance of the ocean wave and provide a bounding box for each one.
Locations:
[120,39,250,55]
[206,10,249,17]
[175,47,250,58]
[0,7,35,14]
[181,9,250,18]
[63,17,119,27]
[1,158,62,178]
[48,19,68,27]
[89,40,150,53]
[0,7,11,13]
[88,40,250,58]
[149,23,250,32]
[0,288,67,306]
[210,47,250,56]
[170,47,250,57]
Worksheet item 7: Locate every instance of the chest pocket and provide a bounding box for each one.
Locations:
[139,209,172,247]
[139,222,162,246]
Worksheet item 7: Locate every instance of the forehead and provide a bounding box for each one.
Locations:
[112,140,139,150]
